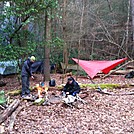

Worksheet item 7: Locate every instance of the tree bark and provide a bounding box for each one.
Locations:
[76,0,85,80]
[43,10,51,82]
[131,0,134,41]
[62,0,68,84]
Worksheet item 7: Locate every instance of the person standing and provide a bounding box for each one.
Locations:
[21,56,35,99]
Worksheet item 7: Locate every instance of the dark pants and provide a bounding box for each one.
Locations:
[21,76,30,96]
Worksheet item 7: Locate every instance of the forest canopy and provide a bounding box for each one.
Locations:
[0,0,133,63]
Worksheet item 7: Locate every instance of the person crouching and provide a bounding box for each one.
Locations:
[62,76,81,104]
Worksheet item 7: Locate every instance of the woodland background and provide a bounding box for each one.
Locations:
[0,1,134,134]
[0,0,134,80]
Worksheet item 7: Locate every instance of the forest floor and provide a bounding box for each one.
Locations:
[0,73,134,134]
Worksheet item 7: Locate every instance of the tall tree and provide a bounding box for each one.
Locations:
[131,0,134,41]
[43,10,51,82]
[61,0,68,83]
[131,0,134,56]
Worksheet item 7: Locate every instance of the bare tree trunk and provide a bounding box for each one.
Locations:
[118,0,130,57]
[43,10,51,82]
[106,0,113,12]
[131,0,134,41]
[131,0,134,56]
[62,0,68,83]
[76,0,85,80]
[0,2,4,14]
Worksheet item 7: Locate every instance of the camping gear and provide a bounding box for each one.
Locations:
[125,71,134,78]
[0,60,18,75]
[0,90,6,105]
[62,95,76,104]
[72,58,127,93]
[31,61,56,74]
[40,82,45,87]
[72,58,127,79]
[49,79,56,87]
[62,93,87,108]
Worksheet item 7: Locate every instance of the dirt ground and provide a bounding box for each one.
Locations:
[0,73,134,134]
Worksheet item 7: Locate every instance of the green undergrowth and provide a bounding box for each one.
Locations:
[7,83,130,96]
[7,88,34,96]
[57,83,129,90]
[79,83,124,89]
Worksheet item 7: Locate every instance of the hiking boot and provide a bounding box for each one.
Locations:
[21,95,26,99]
[21,94,34,100]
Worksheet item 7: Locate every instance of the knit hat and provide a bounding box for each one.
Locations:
[30,56,36,61]
[68,77,73,81]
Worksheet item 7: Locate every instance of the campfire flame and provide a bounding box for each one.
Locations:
[45,86,48,93]
[36,84,43,98]
[36,83,48,98]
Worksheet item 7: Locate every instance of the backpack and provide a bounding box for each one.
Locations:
[125,71,134,78]
[49,79,56,87]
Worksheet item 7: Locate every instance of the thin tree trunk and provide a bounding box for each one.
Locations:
[43,10,51,82]
[62,0,68,83]
[131,0,134,41]
[76,0,85,80]
[131,0,134,56]
[117,0,130,57]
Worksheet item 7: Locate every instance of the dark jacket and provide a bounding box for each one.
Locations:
[63,77,81,96]
[21,58,33,77]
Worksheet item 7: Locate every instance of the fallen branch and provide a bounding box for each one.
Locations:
[0,105,6,110]
[0,99,20,124]
[95,89,134,96]
[103,69,134,75]
[126,65,134,69]
[8,106,23,132]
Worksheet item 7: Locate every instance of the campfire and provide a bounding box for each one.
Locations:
[35,82,48,99]
[36,84,43,98]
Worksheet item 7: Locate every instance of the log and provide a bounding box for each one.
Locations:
[130,83,134,86]
[109,69,134,75]
[7,90,21,96]
[8,106,23,132]
[0,99,20,124]
[126,65,134,69]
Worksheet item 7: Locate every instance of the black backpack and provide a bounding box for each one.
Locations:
[125,71,134,78]
[49,79,56,87]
